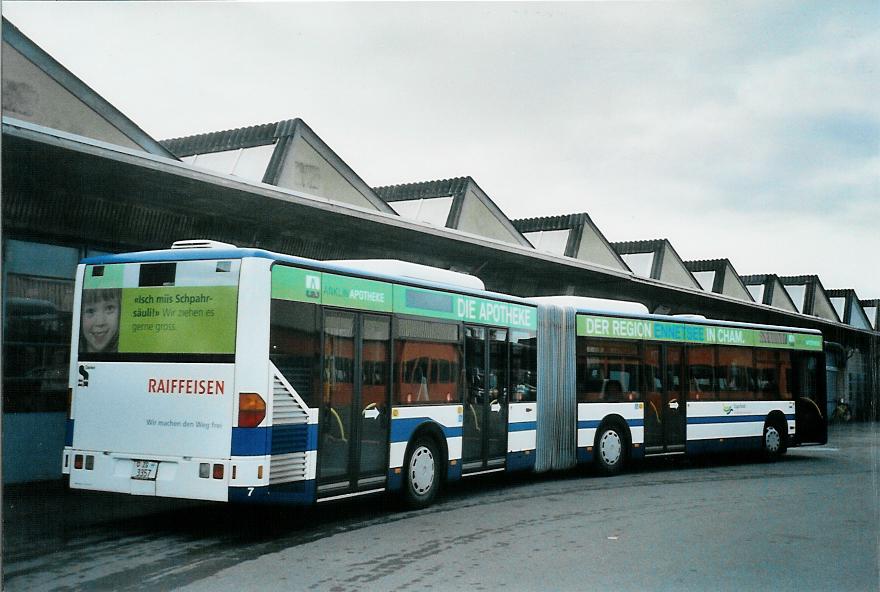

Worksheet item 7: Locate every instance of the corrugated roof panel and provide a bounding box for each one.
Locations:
[511,213,588,234]
[610,239,667,255]
[684,259,726,273]
[161,121,282,156]
[374,177,470,202]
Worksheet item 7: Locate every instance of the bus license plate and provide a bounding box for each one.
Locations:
[131,460,159,480]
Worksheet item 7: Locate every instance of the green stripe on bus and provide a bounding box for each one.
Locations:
[271,267,392,312]
[270,265,536,330]
[271,266,320,302]
[576,314,822,351]
[322,273,392,313]
[393,285,536,330]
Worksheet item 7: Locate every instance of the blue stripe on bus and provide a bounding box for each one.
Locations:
[577,447,594,463]
[65,419,74,447]
[388,462,460,489]
[688,414,795,425]
[686,437,762,455]
[271,424,316,455]
[390,418,462,443]
[577,419,645,429]
[577,444,643,464]
[387,470,403,492]
[447,460,463,481]
[232,427,270,455]
[508,421,537,432]
[229,479,316,505]
[506,451,536,472]
[232,424,318,456]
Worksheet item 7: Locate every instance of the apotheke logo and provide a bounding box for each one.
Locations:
[305,275,321,299]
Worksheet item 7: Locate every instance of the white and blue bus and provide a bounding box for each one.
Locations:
[63,241,827,508]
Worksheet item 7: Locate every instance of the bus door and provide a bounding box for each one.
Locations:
[317,310,391,496]
[644,344,686,454]
[462,325,508,473]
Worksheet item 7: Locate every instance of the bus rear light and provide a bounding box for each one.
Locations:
[238,393,266,427]
[257,465,263,480]
[74,455,84,470]
[232,465,237,480]
[85,455,94,470]
[199,463,209,478]
[213,464,224,480]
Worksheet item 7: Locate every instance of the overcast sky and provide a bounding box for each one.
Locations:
[5,1,879,300]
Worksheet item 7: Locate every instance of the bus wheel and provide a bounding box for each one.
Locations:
[595,425,626,475]
[403,437,440,509]
[762,423,786,460]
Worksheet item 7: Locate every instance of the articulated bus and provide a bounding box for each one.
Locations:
[63,241,827,508]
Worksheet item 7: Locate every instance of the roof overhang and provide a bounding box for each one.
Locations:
[3,118,876,348]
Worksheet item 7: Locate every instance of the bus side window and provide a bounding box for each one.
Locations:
[510,329,537,402]
[688,345,716,401]
[717,346,756,401]
[755,349,780,400]
[269,299,321,407]
[394,318,461,405]
[576,338,639,402]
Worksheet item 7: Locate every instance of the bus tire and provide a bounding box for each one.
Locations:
[595,423,627,475]
[402,437,440,509]
[762,421,786,460]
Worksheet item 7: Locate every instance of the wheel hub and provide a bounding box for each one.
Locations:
[600,431,622,465]
[765,427,780,452]
[410,446,435,495]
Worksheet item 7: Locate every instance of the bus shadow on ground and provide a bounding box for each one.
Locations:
[87,450,830,539]
[3,447,834,565]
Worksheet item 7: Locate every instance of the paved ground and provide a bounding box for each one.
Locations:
[3,424,878,591]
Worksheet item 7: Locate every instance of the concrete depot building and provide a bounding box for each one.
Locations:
[3,19,879,483]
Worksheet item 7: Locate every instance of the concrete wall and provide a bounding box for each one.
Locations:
[276,134,379,210]
[1,42,141,150]
[457,189,521,245]
[658,244,700,289]
[769,279,798,311]
[722,262,753,302]
[812,288,839,322]
[576,225,629,271]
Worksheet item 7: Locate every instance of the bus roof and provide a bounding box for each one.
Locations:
[82,246,822,337]
[81,246,536,309]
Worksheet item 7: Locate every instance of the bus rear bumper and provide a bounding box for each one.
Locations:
[65,448,233,502]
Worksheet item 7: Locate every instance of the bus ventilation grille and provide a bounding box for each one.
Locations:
[269,371,310,484]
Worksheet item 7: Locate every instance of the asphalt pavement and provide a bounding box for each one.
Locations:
[3,423,878,591]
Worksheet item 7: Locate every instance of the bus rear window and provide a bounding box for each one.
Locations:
[78,260,240,360]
